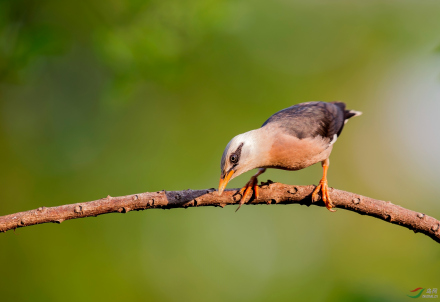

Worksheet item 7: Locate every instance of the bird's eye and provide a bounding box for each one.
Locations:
[230,154,238,163]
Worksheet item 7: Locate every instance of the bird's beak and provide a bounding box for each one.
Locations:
[218,170,234,195]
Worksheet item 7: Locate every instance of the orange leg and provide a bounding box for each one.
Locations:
[312,158,336,212]
[236,168,266,212]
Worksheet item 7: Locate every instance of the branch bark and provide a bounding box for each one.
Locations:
[1,182,439,243]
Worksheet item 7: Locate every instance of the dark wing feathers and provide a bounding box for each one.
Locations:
[262,101,357,139]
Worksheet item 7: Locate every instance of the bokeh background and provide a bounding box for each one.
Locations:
[1,0,440,301]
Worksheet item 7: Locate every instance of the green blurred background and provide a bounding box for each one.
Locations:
[1,0,440,301]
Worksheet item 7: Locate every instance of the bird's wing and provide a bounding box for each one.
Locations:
[261,101,353,140]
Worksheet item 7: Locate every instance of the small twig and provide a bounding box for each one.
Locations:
[0,182,439,244]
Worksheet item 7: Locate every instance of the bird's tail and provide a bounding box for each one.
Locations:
[331,101,362,121]
[344,109,362,120]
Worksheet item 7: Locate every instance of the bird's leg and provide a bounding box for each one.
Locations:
[312,158,336,212]
[236,168,266,212]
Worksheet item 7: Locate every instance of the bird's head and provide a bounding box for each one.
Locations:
[218,130,261,195]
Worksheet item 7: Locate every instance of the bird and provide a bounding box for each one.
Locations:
[218,101,362,212]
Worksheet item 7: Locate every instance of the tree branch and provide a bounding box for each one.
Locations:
[1,181,439,243]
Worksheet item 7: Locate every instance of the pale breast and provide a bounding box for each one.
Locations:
[267,133,333,170]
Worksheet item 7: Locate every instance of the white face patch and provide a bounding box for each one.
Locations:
[220,129,262,180]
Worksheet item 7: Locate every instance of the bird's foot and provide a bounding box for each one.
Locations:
[312,179,336,212]
[236,176,259,212]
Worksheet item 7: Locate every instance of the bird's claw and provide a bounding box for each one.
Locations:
[236,176,259,212]
[312,179,336,212]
